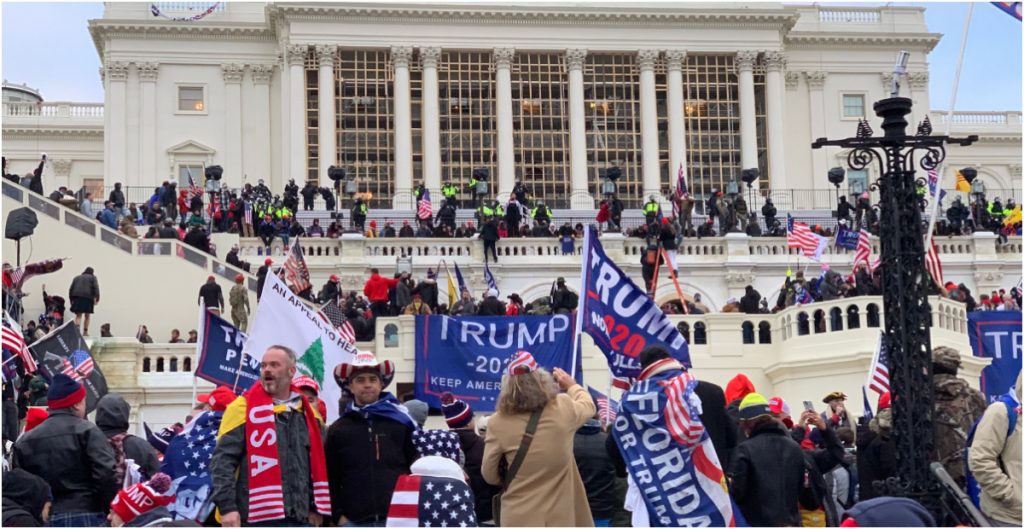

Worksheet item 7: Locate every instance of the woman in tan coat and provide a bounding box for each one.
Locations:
[482,351,596,527]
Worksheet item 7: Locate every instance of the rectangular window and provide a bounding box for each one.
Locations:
[82,177,104,200]
[178,164,205,186]
[178,86,205,112]
[842,94,865,119]
[847,169,868,195]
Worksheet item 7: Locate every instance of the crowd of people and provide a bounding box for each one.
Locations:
[2,340,1019,528]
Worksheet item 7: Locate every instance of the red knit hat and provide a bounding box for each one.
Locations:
[878,392,891,411]
[47,373,86,409]
[24,407,48,432]
[265,258,273,265]
[110,473,174,525]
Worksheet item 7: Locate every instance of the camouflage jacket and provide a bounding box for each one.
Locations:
[932,373,987,486]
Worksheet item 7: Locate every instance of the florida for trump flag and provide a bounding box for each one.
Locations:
[613,363,737,526]
[385,474,477,527]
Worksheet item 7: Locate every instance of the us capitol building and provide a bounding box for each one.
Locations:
[1,2,1020,428]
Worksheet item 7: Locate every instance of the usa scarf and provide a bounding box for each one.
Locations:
[244,383,330,523]
[344,392,417,430]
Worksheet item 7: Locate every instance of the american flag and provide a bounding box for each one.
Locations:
[672,163,688,218]
[282,238,311,294]
[507,350,537,375]
[385,474,477,528]
[484,261,498,297]
[787,214,829,261]
[853,230,873,269]
[2,311,36,372]
[866,331,890,395]
[662,371,704,446]
[317,301,357,344]
[61,350,95,381]
[587,386,619,429]
[417,188,433,221]
[243,201,253,227]
[7,259,64,295]
[925,237,943,287]
[185,168,202,202]
[162,410,220,521]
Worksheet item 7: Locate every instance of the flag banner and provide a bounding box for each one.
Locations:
[453,263,468,294]
[967,311,1023,403]
[861,385,874,421]
[283,238,312,294]
[787,214,829,261]
[414,315,578,412]
[613,370,737,526]
[955,170,972,192]
[853,230,873,269]
[417,188,433,221]
[242,271,358,422]
[834,226,860,250]
[9,259,64,295]
[484,262,499,296]
[587,386,619,429]
[3,310,36,372]
[866,331,890,396]
[992,2,1022,20]
[578,226,691,378]
[161,410,222,522]
[29,320,108,412]
[194,310,256,391]
[386,474,477,527]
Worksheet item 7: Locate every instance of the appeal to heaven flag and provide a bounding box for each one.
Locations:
[241,271,358,422]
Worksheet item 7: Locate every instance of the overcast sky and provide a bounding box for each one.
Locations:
[1,2,1021,111]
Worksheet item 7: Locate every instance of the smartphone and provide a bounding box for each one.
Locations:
[803,400,816,412]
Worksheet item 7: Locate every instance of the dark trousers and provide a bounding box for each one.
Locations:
[483,240,497,262]
[2,399,18,445]
[370,301,390,318]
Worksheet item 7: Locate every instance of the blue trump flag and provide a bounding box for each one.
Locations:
[576,225,690,379]
[162,410,222,522]
[414,315,579,412]
[967,310,1022,403]
[194,310,257,392]
[834,226,860,250]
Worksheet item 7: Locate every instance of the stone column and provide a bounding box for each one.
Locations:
[736,51,758,174]
[105,62,129,187]
[494,47,516,202]
[248,65,274,187]
[907,72,929,128]
[638,49,661,200]
[125,65,140,188]
[51,159,72,190]
[316,45,336,184]
[287,44,307,182]
[223,64,245,188]
[805,71,828,182]
[666,50,687,188]
[764,51,787,190]
[277,51,289,189]
[392,45,414,209]
[566,48,592,209]
[138,63,159,187]
[421,47,442,194]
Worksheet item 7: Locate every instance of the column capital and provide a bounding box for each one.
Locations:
[222,63,245,83]
[315,45,336,68]
[494,47,516,69]
[391,46,414,68]
[137,62,159,82]
[665,50,688,71]
[1007,163,1022,178]
[565,48,588,70]
[880,72,894,92]
[286,44,308,66]
[804,71,827,90]
[99,66,105,84]
[785,71,800,89]
[907,71,929,90]
[764,51,786,72]
[51,159,73,177]
[636,49,659,71]
[420,46,442,68]
[250,64,274,84]
[735,50,758,72]
[105,61,130,82]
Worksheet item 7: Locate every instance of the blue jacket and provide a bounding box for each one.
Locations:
[99,208,118,229]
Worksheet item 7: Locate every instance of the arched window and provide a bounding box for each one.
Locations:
[741,321,755,344]
[830,307,844,332]
[384,323,399,348]
[169,357,178,372]
[676,322,691,343]
[156,357,165,373]
[867,303,881,328]
[813,310,826,334]
[847,305,861,329]
[797,312,810,336]
[693,322,707,345]
[142,357,152,372]
[758,321,772,344]
[183,357,192,372]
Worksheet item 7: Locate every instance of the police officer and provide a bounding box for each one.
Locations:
[437,199,457,231]
[475,202,494,225]
[283,178,299,212]
[512,179,531,208]
[352,196,368,231]
[413,182,427,203]
[761,198,777,232]
[643,196,661,226]
[467,174,481,209]
[442,180,459,207]
[531,201,551,227]
[300,181,319,211]
[254,179,271,202]
[320,186,336,211]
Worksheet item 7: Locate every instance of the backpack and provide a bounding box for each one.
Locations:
[108,432,129,486]
[964,393,1018,507]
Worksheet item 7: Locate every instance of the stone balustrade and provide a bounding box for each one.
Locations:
[3,101,104,119]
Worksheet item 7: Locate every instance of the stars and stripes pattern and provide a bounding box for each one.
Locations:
[867,332,890,395]
[386,475,477,528]
[672,163,688,218]
[185,168,202,203]
[162,410,221,521]
[417,189,433,221]
[925,237,944,287]
[853,230,873,269]
[244,201,253,226]
[507,350,537,376]
[61,350,95,381]
[412,429,461,461]
[992,2,1022,20]
[282,238,311,294]
[338,321,356,344]
[787,214,829,261]
[661,371,704,446]
[2,311,36,372]
[317,300,357,344]
[6,259,65,295]
[587,386,619,429]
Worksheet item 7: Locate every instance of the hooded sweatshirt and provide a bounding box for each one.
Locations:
[725,374,756,420]
[2,468,51,527]
[95,394,161,480]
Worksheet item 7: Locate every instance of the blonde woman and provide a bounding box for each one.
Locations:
[482,351,596,527]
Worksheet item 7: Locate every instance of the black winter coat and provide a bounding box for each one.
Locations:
[12,409,118,515]
[728,420,814,527]
[476,297,506,316]
[694,380,737,470]
[109,188,126,208]
[454,429,499,522]
[27,160,44,195]
[325,411,417,524]
[413,280,439,310]
[573,423,617,519]
[481,220,500,242]
[856,421,897,501]
[95,394,161,480]
[2,468,51,527]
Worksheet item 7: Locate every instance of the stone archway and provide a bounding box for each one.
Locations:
[654,281,717,312]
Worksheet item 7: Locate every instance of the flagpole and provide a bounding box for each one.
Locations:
[571,226,592,380]
[192,302,204,404]
[924,2,973,251]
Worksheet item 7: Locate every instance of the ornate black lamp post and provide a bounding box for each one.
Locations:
[812,88,976,518]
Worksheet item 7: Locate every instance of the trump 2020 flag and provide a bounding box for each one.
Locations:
[29,320,108,413]
[242,271,358,422]
[194,309,256,392]
[161,409,223,522]
[578,225,690,378]
[613,366,737,527]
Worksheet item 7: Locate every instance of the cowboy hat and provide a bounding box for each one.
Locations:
[334,351,395,390]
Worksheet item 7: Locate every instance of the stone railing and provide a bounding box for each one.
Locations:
[3,101,104,119]
[929,111,1023,134]
[817,8,881,23]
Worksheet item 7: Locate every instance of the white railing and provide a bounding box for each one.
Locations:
[2,101,104,118]
[818,9,881,23]
[931,111,1023,128]
[152,1,226,14]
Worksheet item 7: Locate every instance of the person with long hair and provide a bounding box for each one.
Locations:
[482,351,596,526]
